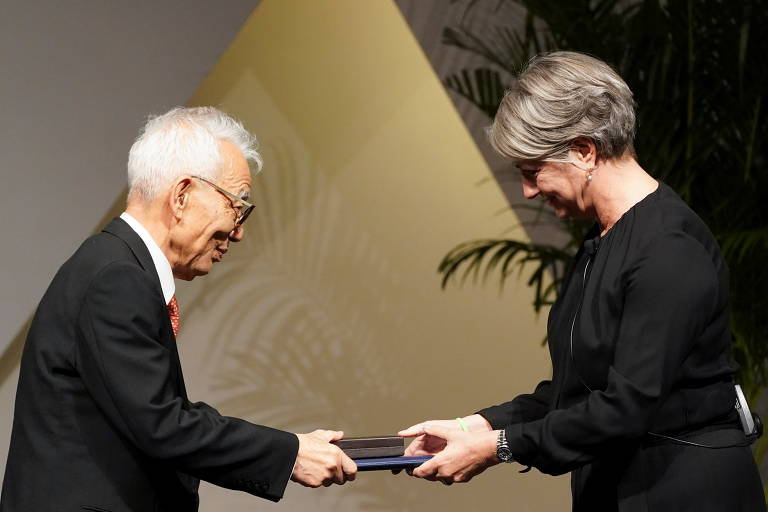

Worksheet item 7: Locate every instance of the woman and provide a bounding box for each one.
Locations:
[399,52,764,510]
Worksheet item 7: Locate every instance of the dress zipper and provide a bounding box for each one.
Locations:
[569,242,598,393]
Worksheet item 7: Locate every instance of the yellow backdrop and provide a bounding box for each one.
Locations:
[0,0,570,509]
[177,0,569,510]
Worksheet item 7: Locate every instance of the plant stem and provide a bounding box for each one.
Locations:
[685,0,694,183]
[744,96,761,181]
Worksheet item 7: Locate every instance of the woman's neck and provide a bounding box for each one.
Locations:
[588,157,658,236]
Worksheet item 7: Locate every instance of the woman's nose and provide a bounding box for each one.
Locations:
[522,181,540,199]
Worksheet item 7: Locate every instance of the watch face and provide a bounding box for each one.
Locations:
[497,446,513,462]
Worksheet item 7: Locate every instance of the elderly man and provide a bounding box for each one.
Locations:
[0,107,356,511]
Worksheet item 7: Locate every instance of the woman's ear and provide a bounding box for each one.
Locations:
[570,137,597,168]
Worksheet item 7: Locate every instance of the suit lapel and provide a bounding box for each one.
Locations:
[101,217,188,398]
[102,217,162,292]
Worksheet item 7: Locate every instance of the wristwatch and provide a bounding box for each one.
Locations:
[496,429,514,463]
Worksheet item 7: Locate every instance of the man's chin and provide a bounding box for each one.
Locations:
[194,266,212,278]
[173,265,211,281]
[178,272,206,282]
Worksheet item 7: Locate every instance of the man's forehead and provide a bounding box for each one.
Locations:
[218,141,252,190]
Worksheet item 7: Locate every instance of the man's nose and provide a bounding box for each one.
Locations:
[522,181,540,199]
[229,223,245,242]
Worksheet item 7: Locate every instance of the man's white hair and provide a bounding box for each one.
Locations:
[127,106,263,202]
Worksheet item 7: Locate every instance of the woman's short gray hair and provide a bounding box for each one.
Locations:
[488,51,636,162]
[127,106,263,202]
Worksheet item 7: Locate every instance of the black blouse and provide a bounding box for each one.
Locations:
[478,183,739,475]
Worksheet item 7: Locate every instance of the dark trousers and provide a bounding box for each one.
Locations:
[572,429,765,511]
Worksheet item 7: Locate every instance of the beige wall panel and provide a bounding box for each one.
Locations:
[179,0,569,510]
[0,367,18,481]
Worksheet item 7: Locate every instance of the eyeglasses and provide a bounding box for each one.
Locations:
[192,175,254,226]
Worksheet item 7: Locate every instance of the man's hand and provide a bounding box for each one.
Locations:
[291,430,357,488]
[399,424,499,485]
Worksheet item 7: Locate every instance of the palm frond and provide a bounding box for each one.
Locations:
[439,238,572,312]
[444,67,506,117]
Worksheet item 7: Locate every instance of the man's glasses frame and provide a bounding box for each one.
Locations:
[192,175,254,226]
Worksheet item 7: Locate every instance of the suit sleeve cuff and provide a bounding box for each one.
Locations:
[476,406,513,430]
[264,432,299,502]
[504,423,533,468]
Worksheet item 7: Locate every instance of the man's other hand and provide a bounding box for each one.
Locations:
[291,430,357,488]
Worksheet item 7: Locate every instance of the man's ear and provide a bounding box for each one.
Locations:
[570,137,597,168]
[170,177,193,220]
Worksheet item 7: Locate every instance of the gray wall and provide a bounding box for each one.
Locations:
[0,0,260,355]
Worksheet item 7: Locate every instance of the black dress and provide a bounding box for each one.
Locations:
[478,183,764,511]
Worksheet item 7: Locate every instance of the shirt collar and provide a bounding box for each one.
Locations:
[120,212,176,304]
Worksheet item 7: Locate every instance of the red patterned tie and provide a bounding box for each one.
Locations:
[167,296,180,337]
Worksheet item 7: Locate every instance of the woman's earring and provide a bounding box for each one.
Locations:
[587,169,594,182]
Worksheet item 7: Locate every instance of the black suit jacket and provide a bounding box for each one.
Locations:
[1,218,298,512]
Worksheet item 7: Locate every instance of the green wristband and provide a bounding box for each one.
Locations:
[455,417,469,432]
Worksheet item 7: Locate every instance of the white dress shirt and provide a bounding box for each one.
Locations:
[120,212,175,305]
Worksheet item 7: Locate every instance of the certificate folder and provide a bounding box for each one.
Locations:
[356,456,432,471]
[332,436,404,459]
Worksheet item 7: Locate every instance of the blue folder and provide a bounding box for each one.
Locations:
[355,456,432,471]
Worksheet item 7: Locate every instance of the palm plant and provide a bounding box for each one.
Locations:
[438,0,768,465]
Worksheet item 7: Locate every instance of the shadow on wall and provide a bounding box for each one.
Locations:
[177,137,422,509]
[0,321,28,389]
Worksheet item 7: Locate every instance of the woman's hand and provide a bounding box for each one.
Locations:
[400,424,500,485]
[398,415,493,457]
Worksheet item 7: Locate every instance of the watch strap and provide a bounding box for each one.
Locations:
[496,429,514,463]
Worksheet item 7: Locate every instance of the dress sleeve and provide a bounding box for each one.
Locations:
[476,380,553,428]
[74,260,298,501]
[506,231,720,475]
